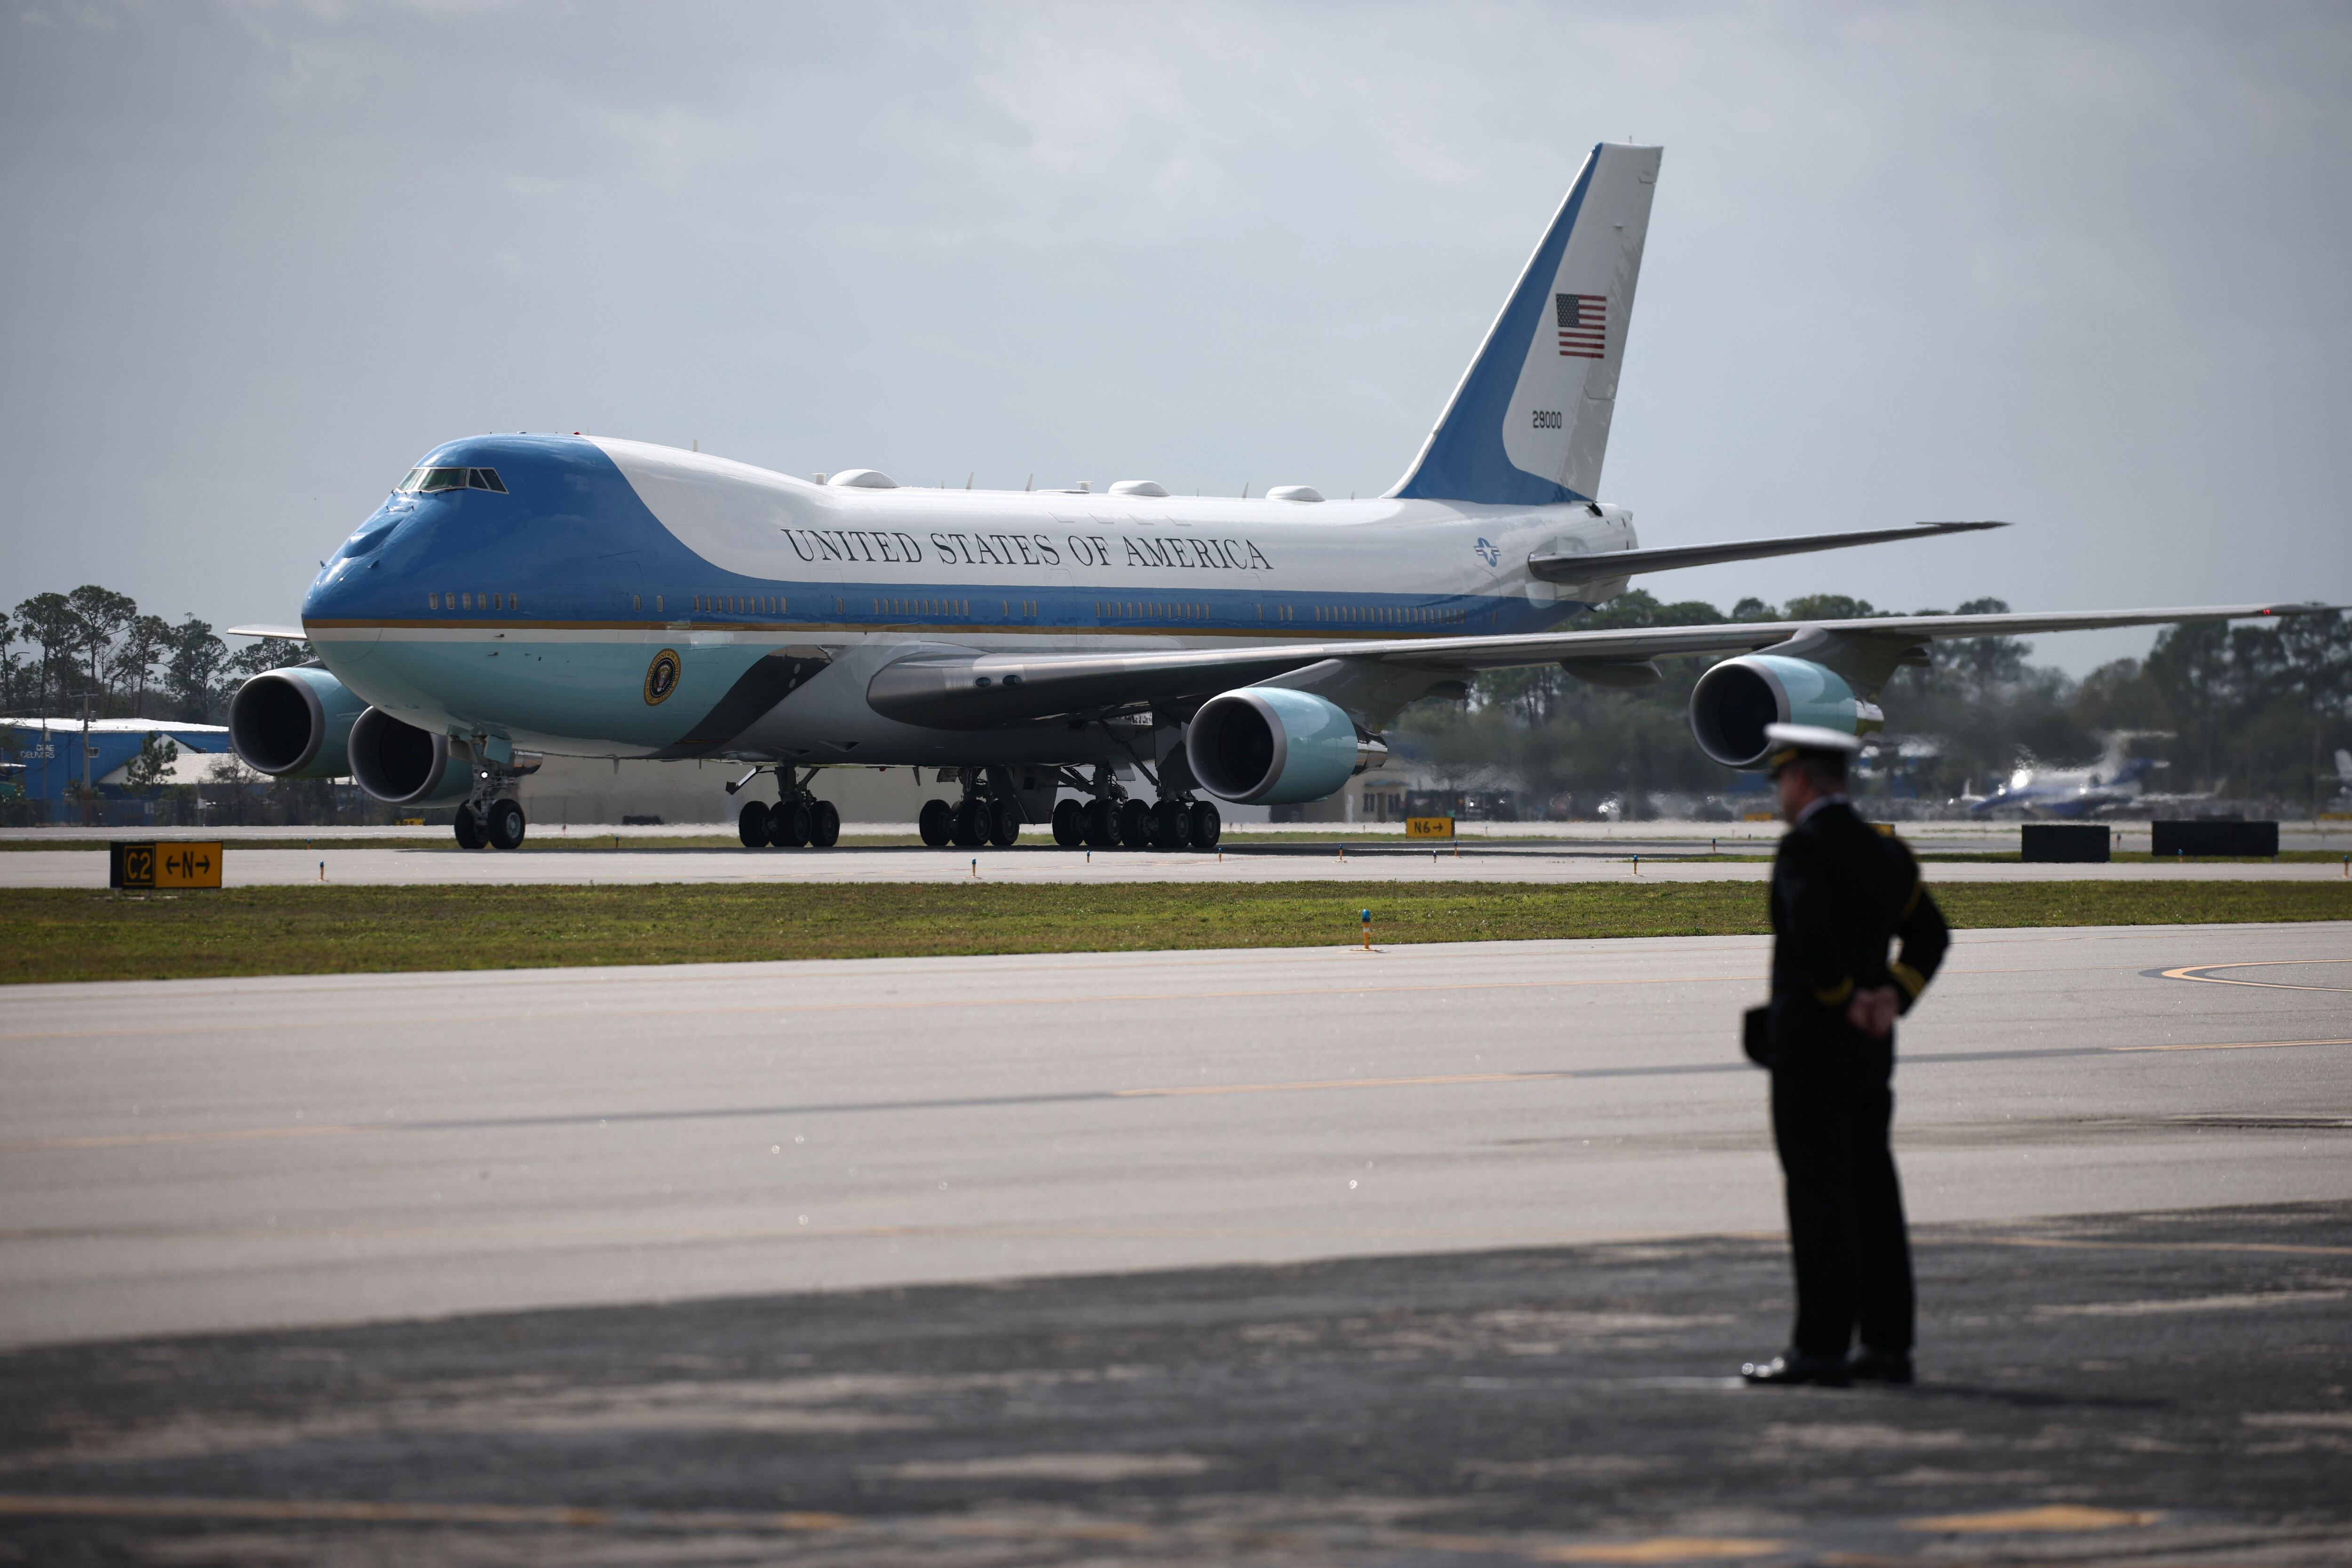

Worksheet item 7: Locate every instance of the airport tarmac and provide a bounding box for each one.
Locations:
[5,839,2347,886]
[4,923,2349,1565]
[3,922,2346,1348]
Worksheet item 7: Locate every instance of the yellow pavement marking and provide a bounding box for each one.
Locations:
[2161,958,2352,993]
[1903,1504,2162,1532]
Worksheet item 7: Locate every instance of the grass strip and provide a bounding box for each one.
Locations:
[2,880,2345,986]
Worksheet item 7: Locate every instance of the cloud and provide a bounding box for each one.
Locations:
[0,0,2345,670]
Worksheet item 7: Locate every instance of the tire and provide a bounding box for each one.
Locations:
[486,798,526,851]
[1188,800,1222,849]
[1084,798,1118,848]
[989,797,1021,847]
[809,800,841,847]
[1150,799,1186,849]
[738,800,772,848]
[453,805,484,850]
[1051,797,1085,847]
[952,798,986,848]
[918,797,954,847]
[774,798,813,848]
[1117,798,1153,847]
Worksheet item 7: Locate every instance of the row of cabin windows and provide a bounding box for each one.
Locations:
[398,467,506,493]
[631,595,667,612]
[1093,601,1465,626]
[873,597,967,617]
[1099,601,1214,620]
[698,594,786,614]
[1312,604,1462,626]
[428,591,515,612]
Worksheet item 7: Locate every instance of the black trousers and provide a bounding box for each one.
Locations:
[1769,1028,1914,1357]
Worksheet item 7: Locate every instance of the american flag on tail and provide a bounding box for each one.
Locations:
[1556,293,1605,359]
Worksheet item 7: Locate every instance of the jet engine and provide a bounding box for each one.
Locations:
[1689,654,1876,769]
[1185,687,1389,805]
[228,667,366,779]
[347,708,473,805]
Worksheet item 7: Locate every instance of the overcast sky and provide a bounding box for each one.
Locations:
[3,0,2346,673]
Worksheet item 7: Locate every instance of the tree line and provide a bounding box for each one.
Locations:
[6,579,2345,818]
[1398,594,2352,817]
[0,586,305,725]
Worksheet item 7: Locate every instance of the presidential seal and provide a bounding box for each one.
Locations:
[643,648,682,706]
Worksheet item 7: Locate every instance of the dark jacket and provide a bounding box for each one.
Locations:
[1766,800,1949,1062]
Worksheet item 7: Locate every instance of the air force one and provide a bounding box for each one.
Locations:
[229,143,2323,851]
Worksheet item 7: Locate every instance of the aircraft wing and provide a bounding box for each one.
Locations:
[1526,520,2007,584]
[225,623,310,642]
[866,601,2333,730]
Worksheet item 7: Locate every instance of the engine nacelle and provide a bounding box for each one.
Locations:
[228,667,366,779]
[1689,654,1872,768]
[347,708,473,805]
[1185,687,1388,805]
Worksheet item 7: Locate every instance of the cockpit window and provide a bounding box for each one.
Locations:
[397,467,505,493]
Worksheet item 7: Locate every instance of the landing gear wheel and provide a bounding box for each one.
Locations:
[773,798,813,848]
[486,798,526,851]
[1117,798,1153,848]
[1051,797,1085,848]
[989,797,1021,847]
[1083,798,1118,848]
[738,800,772,848]
[809,799,841,847]
[919,798,953,847]
[453,805,484,850]
[951,798,987,848]
[1148,799,1185,849]
[1187,800,1222,849]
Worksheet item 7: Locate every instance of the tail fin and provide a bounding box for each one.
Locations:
[1390,143,1662,506]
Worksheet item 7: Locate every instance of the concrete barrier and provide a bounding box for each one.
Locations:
[2022,823,2109,863]
[2151,820,2278,857]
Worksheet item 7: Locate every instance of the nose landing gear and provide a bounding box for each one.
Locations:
[455,747,530,851]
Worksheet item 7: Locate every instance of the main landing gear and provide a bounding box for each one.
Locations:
[919,764,1220,852]
[918,793,1021,848]
[734,766,841,849]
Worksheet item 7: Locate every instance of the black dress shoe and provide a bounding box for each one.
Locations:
[1740,1350,1851,1386]
[1847,1347,1914,1385]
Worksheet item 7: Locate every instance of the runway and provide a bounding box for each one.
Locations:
[3,922,2346,1349]
[4,840,2345,886]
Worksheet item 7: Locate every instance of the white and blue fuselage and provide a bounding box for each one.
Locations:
[301,435,1635,769]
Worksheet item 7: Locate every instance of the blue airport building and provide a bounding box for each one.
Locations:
[1,718,235,826]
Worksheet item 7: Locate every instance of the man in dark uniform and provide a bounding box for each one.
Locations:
[1740,723,1949,1387]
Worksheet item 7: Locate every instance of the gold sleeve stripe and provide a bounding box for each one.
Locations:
[1891,962,1927,999]
[1813,978,1856,1007]
[1900,877,1923,920]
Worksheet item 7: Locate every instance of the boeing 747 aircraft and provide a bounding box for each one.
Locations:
[229,143,2324,851]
